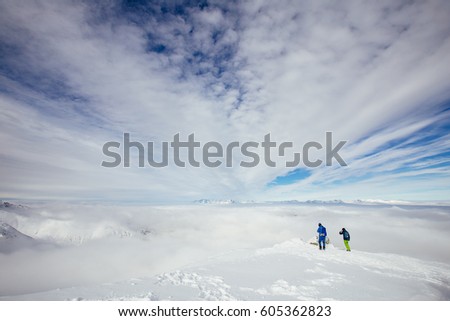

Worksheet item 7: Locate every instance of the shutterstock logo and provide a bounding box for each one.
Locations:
[101,132,347,168]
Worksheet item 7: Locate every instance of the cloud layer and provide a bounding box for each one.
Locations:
[1,203,450,296]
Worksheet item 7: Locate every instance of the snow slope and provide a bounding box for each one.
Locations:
[1,202,449,300]
[3,238,449,301]
[0,221,35,253]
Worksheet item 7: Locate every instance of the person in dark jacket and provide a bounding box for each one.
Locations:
[339,228,351,251]
[317,223,327,250]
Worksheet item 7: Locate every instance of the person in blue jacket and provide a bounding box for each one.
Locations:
[317,223,327,250]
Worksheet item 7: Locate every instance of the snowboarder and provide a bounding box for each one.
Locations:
[339,228,351,251]
[317,223,327,250]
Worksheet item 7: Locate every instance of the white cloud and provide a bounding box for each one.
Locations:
[1,203,449,296]
[0,0,449,202]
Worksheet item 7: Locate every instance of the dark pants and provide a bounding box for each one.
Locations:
[319,237,326,249]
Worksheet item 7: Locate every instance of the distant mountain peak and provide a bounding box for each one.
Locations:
[0,201,28,209]
[305,199,344,204]
[194,199,238,204]
[0,221,33,241]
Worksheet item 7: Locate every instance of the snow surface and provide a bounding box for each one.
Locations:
[1,202,449,300]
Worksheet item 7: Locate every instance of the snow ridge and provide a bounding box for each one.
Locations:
[0,221,36,253]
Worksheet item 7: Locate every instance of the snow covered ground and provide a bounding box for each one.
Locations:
[1,201,450,300]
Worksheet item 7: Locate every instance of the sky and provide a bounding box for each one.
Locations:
[1,0,450,203]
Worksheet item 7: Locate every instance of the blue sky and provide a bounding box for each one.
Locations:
[1,0,450,203]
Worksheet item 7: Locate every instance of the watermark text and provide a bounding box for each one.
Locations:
[101,132,347,168]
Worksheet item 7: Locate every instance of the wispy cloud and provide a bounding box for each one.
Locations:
[0,0,449,202]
